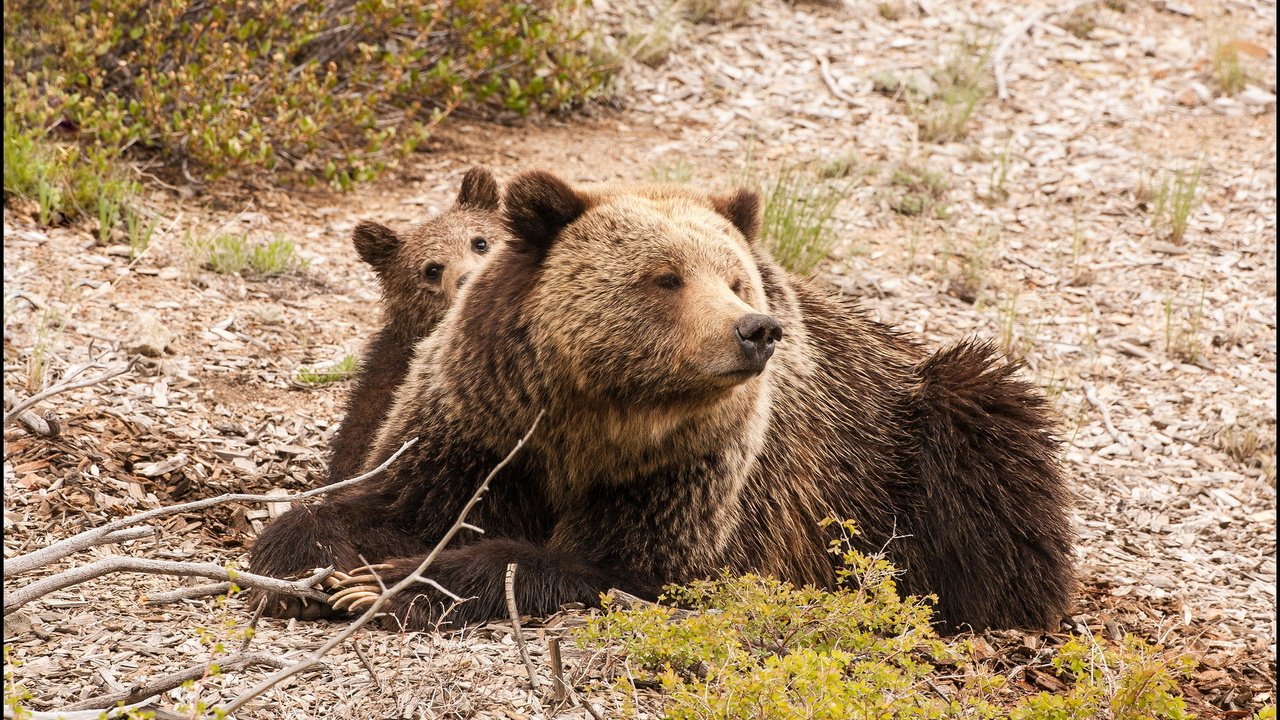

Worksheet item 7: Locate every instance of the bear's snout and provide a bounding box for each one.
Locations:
[734,313,783,372]
[457,272,472,289]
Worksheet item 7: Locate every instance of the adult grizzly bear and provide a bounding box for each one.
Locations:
[326,167,510,483]
[252,170,1075,630]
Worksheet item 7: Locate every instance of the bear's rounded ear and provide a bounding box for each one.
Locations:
[710,188,762,243]
[503,170,587,254]
[456,167,501,211]
[352,221,401,273]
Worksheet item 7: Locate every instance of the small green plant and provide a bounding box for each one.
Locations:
[4,645,33,720]
[877,0,906,20]
[817,153,863,179]
[984,138,1013,203]
[25,308,68,393]
[296,354,358,386]
[1059,6,1097,39]
[1162,281,1208,364]
[757,165,846,275]
[249,236,305,276]
[908,33,994,143]
[889,162,950,218]
[650,159,694,183]
[681,0,756,24]
[1218,419,1277,483]
[124,206,158,257]
[190,233,304,277]
[1211,36,1252,96]
[1150,161,1204,243]
[619,1,686,67]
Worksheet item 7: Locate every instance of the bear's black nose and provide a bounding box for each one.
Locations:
[734,313,783,371]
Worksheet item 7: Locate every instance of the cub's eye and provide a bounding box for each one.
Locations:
[471,237,489,253]
[730,278,744,295]
[424,263,444,281]
[655,273,683,290]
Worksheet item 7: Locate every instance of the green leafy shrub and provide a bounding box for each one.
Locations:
[3,103,140,226]
[579,519,1202,719]
[4,0,613,186]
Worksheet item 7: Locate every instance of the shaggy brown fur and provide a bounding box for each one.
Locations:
[326,168,510,483]
[252,170,1075,630]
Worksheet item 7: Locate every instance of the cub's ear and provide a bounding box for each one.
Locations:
[352,221,401,273]
[456,167,501,211]
[710,188,762,243]
[503,170,587,254]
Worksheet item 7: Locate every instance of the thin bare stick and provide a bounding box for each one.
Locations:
[993,0,1094,100]
[506,562,542,689]
[3,359,135,428]
[3,437,418,577]
[61,652,290,712]
[142,581,233,605]
[813,52,867,111]
[4,559,334,615]
[219,411,546,715]
[1083,381,1127,446]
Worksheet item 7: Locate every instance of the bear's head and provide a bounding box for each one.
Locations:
[352,167,510,337]
[490,170,783,410]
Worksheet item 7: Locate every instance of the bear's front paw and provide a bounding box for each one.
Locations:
[326,563,398,614]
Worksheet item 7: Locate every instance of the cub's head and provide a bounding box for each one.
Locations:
[500,170,782,407]
[352,167,509,336]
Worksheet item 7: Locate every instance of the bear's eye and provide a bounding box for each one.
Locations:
[424,263,444,282]
[471,237,489,254]
[730,278,744,295]
[655,273,683,290]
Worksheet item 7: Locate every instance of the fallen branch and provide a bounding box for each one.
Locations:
[1083,381,1127,446]
[60,652,291,712]
[15,409,60,437]
[3,359,136,428]
[4,558,334,615]
[506,562,542,689]
[993,0,1094,101]
[813,52,868,112]
[218,411,545,715]
[3,437,418,577]
[141,581,232,606]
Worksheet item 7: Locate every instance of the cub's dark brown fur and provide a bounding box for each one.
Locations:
[253,171,1075,631]
[326,168,510,484]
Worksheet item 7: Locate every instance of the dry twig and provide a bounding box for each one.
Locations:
[506,562,542,689]
[60,652,291,712]
[217,411,545,715]
[1083,381,1127,446]
[3,359,136,428]
[2,437,418,577]
[4,559,334,615]
[993,0,1095,100]
[813,52,870,113]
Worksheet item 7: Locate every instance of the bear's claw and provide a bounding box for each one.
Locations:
[328,583,382,613]
[326,563,395,591]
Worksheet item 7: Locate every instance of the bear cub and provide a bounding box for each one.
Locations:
[326,167,510,483]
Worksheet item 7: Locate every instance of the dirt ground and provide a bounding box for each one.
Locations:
[4,0,1276,717]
